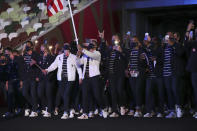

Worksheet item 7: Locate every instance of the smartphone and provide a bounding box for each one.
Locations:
[114,40,119,46]
[145,33,149,36]
[49,45,53,50]
[165,35,169,41]
[189,31,193,39]
[144,33,149,40]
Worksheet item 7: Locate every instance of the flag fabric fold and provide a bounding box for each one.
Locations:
[47,0,64,17]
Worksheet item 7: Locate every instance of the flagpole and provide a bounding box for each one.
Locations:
[67,0,79,45]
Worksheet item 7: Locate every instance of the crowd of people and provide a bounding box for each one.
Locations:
[0,21,197,119]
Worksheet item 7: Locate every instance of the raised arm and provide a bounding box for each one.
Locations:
[82,49,101,61]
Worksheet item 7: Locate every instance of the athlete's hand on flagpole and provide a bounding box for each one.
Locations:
[77,44,83,52]
[74,37,79,43]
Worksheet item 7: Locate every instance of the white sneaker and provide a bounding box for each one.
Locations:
[24,109,30,116]
[176,107,183,118]
[125,108,129,113]
[61,112,69,119]
[157,113,163,118]
[102,109,108,118]
[166,112,176,118]
[43,112,51,118]
[134,111,142,117]
[78,114,88,119]
[88,111,94,118]
[80,109,83,114]
[109,112,119,118]
[75,112,79,115]
[41,110,47,115]
[70,109,75,114]
[69,109,75,118]
[108,107,112,114]
[190,109,195,115]
[54,110,58,116]
[69,113,74,118]
[193,112,197,118]
[120,107,126,116]
[143,113,152,118]
[94,109,99,115]
[29,111,38,117]
[128,110,134,116]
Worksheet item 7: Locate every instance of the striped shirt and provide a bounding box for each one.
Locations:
[43,56,46,65]
[129,49,139,71]
[109,50,118,74]
[24,53,32,69]
[163,45,173,77]
[62,55,68,78]
[40,55,47,69]
[146,48,156,78]
[85,57,90,77]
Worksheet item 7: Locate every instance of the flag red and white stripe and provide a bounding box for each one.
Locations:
[47,0,64,17]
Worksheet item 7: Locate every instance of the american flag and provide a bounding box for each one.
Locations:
[47,0,64,17]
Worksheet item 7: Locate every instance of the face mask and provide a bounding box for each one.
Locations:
[130,42,138,49]
[87,46,92,50]
[0,60,6,64]
[40,50,44,55]
[87,43,95,50]
[112,40,119,46]
[5,54,9,58]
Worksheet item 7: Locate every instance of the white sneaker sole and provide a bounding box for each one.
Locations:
[43,115,51,118]
[69,115,74,118]
[78,117,88,119]
[61,117,69,119]
[29,115,38,118]
[24,114,29,117]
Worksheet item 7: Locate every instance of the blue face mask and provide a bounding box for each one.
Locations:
[0,59,6,64]
[40,51,44,55]
[130,42,138,49]
[87,43,94,50]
